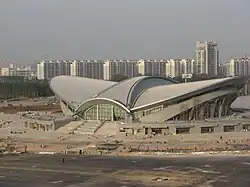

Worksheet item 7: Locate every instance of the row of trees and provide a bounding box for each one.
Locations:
[0,80,53,99]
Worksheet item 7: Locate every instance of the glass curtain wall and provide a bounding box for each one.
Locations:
[79,104,126,121]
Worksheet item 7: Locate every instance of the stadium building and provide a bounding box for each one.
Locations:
[50,75,246,124]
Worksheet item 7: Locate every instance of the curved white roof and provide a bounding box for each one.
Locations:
[50,76,116,104]
[94,76,176,106]
[50,75,246,113]
[132,76,245,110]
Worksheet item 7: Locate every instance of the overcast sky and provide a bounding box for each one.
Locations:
[0,0,250,64]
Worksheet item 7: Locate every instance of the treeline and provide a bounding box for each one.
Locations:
[0,77,53,99]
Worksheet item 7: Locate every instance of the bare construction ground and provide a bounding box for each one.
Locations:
[1,97,250,156]
[1,128,250,157]
[1,108,250,155]
[1,154,250,187]
[0,97,61,114]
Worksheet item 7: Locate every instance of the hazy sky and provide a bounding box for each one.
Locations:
[0,0,250,64]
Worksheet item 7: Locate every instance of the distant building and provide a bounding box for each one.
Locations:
[166,59,181,78]
[225,57,250,77]
[9,63,18,69]
[70,60,103,79]
[0,68,10,76]
[9,68,36,79]
[180,59,195,75]
[37,60,72,80]
[219,57,250,96]
[103,60,138,80]
[195,41,219,77]
[137,59,166,77]
[218,64,227,77]
[36,57,211,81]
[165,59,194,78]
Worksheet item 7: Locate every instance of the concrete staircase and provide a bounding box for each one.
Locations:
[56,120,84,133]
[95,122,118,136]
[75,120,104,135]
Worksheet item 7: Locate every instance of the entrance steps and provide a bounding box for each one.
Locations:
[56,120,84,133]
[95,122,118,136]
[75,120,103,135]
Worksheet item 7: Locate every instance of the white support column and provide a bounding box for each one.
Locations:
[224,98,230,116]
[219,98,226,119]
[111,105,114,121]
[188,108,195,120]
[210,101,217,118]
[96,105,99,120]
[199,104,205,120]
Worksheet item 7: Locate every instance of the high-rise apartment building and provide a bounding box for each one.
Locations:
[103,60,138,80]
[180,59,195,75]
[165,59,194,78]
[70,60,103,79]
[137,59,166,77]
[218,64,227,77]
[224,57,250,77]
[195,41,219,77]
[37,60,71,80]
[36,58,197,80]
[166,59,181,78]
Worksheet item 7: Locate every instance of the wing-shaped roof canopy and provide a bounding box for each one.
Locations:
[50,75,246,113]
[132,76,246,110]
[50,76,116,105]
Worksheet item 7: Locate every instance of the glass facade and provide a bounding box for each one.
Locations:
[78,104,127,121]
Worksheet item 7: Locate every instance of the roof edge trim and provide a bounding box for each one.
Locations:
[74,98,131,115]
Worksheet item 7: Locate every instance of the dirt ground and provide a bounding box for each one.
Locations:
[0,104,61,114]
